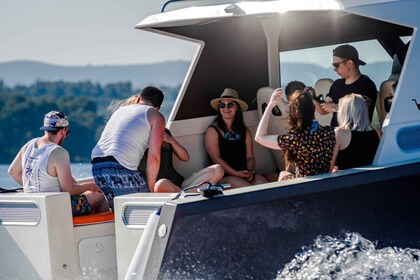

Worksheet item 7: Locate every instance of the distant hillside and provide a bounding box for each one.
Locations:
[0,60,190,90]
[0,60,392,91]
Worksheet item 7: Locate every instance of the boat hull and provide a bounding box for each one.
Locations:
[142,161,420,279]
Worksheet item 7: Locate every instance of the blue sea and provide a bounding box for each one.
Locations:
[0,163,92,189]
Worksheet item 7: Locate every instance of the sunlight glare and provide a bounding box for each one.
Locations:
[238,0,341,15]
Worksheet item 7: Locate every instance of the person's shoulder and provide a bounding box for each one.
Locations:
[334,127,350,140]
[49,145,70,163]
[206,123,218,131]
[332,78,346,86]
[147,107,164,120]
[359,74,376,86]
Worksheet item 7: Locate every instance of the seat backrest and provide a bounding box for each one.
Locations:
[256,87,289,171]
[377,79,397,126]
[314,78,334,126]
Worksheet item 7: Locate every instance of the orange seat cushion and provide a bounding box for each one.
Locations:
[73,211,114,226]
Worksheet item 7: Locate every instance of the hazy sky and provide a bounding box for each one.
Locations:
[1,0,396,67]
[0,0,196,66]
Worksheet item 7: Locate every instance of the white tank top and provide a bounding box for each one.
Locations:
[91,104,152,170]
[22,138,61,192]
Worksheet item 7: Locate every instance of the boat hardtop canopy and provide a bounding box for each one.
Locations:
[135,0,413,121]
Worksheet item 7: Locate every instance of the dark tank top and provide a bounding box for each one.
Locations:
[208,125,247,171]
[138,129,185,186]
[336,130,380,170]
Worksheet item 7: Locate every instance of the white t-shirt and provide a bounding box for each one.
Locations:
[91,104,152,170]
[22,138,61,192]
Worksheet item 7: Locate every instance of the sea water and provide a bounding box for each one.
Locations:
[0,163,92,189]
[276,232,420,279]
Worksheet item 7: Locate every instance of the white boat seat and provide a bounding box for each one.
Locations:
[314,78,334,127]
[377,79,397,126]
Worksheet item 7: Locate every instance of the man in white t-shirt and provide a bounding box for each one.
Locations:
[8,111,109,216]
[91,86,166,209]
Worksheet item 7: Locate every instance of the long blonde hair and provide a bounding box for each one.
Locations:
[337,93,373,131]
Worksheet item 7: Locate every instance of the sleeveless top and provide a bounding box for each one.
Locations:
[92,104,152,170]
[138,129,185,186]
[22,138,61,192]
[208,125,247,171]
[277,122,335,178]
[336,130,380,170]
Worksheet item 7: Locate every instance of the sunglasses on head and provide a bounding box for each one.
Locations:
[332,59,349,69]
[218,102,236,109]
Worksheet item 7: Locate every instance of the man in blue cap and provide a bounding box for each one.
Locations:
[8,111,109,216]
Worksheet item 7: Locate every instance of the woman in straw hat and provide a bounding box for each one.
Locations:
[205,88,267,188]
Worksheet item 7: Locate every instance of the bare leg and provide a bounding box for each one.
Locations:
[251,174,268,185]
[263,172,279,182]
[154,179,182,193]
[219,176,251,189]
[84,191,110,213]
[181,164,224,189]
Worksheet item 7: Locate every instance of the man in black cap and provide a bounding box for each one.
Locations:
[313,44,377,127]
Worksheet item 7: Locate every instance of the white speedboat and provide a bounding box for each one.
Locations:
[1,0,419,279]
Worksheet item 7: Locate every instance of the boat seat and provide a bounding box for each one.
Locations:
[377,79,397,126]
[256,87,288,171]
[73,210,115,226]
[314,78,334,126]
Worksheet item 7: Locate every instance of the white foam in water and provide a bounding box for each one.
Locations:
[276,233,420,279]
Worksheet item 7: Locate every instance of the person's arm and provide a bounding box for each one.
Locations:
[8,146,24,185]
[146,109,165,192]
[330,128,342,171]
[205,126,247,178]
[255,88,283,150]
[164,132,189,162]
[245,128,256,182]
[318,99,338,115]
[51,148,99,195]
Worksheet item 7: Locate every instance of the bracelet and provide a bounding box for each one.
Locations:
[248,169,256,175]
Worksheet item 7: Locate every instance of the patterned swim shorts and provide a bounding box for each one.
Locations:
[92,161,149,209]
[71,194,93,216]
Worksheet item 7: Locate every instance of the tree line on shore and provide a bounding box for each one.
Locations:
[0,80,178,164]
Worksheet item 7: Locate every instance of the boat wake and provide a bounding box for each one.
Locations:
[276,232,420,279]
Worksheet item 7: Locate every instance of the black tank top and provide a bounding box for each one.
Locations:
[138,129,185,186]
[336,130,380,170]
[208,125,247,171]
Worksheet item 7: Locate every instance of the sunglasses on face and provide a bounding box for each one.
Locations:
[218,102,236,109]
[63,127,70,137]
[332,59,349,69]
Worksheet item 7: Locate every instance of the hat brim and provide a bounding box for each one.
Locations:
[210,97,248,112]
[40,126,62,131]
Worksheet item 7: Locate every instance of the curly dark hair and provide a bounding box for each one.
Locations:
[288,90,315,131]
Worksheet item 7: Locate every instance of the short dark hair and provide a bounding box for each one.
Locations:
[140,86,164,108]
[285,81,306,98]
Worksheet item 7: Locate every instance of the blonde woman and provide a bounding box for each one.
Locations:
[330,93,381,171]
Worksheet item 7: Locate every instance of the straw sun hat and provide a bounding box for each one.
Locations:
[210,88,248,112]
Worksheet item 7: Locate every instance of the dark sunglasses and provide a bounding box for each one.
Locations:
[332,59,349,69]
[218,102,236,109]
[62,127,70,137]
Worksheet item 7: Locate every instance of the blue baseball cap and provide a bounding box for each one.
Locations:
[39,111,69,131]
